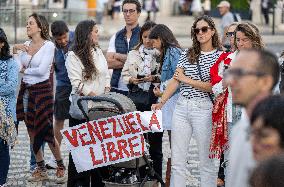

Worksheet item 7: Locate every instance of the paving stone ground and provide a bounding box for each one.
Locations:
[6,121,207,187]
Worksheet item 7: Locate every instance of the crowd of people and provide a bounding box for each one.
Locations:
[0,0,284,187]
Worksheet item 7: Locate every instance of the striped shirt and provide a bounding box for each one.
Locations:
[177,49,220,99]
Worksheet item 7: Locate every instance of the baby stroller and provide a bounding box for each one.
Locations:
[77,92,165,187]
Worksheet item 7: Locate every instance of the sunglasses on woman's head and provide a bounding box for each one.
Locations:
[193,26,212,34]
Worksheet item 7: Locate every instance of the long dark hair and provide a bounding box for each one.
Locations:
[148,24,181,51]
[0,28,12,60]
[29,13,50,40]
[72,20,97,81]
[188,15,221,63]
[134,21,156,50]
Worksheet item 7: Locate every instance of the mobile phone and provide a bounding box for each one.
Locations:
[137,74,145,79]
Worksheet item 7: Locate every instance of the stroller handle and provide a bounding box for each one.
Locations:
[77,96,126,121]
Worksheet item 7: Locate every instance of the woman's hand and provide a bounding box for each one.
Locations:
[151,102,163,111]
[143,75,154,82]
[20,67,26,74]
[129,77,143,85]
[153,86,162,97]
[13,44,28,54]
[104,87,111,93]
[88,91,96,96]
[173,70,190,84]
[222,80,228,90]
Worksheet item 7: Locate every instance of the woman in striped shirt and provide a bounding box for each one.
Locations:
[152,15,222,187]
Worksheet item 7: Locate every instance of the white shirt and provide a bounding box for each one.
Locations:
[66,48,110,96]
[226,111,256,187]
[107,34,129,91]
[14,40,55,85]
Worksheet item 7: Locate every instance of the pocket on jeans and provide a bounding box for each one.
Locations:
[175,96,185,106]
[195,102,212,110]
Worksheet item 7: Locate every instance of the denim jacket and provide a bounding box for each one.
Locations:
[160,47,182,82]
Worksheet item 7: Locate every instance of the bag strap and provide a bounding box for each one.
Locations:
[26,41,47,68]
[196,57,214,104]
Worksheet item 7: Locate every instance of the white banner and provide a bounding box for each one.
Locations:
[61,110,162,172]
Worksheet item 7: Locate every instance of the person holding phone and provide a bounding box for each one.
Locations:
[122,21,159,111]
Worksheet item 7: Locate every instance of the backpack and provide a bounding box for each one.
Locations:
[233,13,242,22]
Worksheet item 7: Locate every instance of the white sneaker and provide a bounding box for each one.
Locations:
[45,159,57,169]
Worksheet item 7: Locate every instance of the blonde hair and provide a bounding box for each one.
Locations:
[234,22,264,50]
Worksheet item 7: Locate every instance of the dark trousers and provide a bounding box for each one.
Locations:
[0,138,10,185]
[110,87,128,96]
[67,117,108,187]
[262,7,269,24]
[136,100,163,179]
[218,153,225,181]
[148,132,163,178]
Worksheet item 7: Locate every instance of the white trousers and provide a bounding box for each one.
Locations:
[170,96,218,187]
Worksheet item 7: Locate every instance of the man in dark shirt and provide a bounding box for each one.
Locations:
[46,20,74,169]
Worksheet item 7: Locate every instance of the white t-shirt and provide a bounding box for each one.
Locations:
[107,34,129,91]
[14,40,55,85]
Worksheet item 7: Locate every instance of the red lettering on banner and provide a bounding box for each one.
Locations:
[90,147,103,165]
[149,113,161,130]
[118,118,131,135]
[128,135,140,157]
[62,129,79,147]
[101,144,107,163]
[135,113,149,131]
[117,139,130,159]
[98,120,112,140]
[78,125,94,146]
[87,121,102,143]
[106,142,119,161]
[123,113,141,134]
[108,118,123,138]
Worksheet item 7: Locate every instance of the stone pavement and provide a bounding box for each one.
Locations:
[6,121,205,187]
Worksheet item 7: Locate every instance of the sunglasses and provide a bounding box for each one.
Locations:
[226,32,235,37]
[193,26,212,34]
[223,68,267,80]
[123,9,136,14]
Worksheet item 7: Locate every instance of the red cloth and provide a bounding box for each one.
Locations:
[209,52,232,159]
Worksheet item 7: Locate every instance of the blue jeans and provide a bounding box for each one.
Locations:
[0,138,10,185]
[30,143,45,170]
